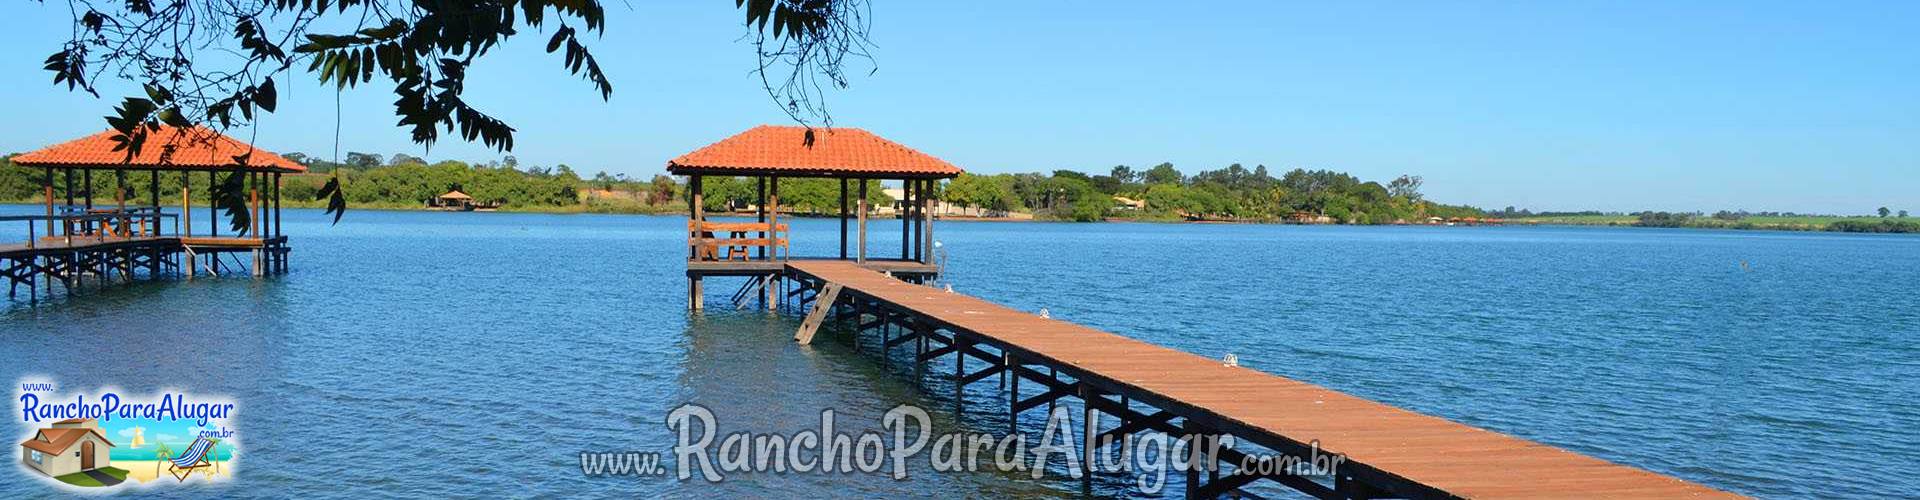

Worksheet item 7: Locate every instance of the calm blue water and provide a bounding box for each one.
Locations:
[2,207,1917,498]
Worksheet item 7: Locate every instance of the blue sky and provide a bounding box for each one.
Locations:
[0,1,1913,214]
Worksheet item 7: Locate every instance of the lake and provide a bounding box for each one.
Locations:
[2,207,1917,498]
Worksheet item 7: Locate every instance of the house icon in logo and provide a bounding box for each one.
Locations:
[19,418,115,479]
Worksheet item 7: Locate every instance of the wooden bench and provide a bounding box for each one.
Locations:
[687,220,789,261]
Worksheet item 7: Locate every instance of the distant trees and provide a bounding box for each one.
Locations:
[649,175,678,204]
[943,173,1018,215]
[1902,210,1911,218]
[926,163,1480,223]
[1829,219,1920,233]
[1635,211,1695,228]
[1879,207,1892,217]
[390,154,427,166]
[1142,163,1183,185]
[345,152,384,169]
[3,149,1489,224]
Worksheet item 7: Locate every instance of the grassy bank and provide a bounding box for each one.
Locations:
[1516,214,1920,233]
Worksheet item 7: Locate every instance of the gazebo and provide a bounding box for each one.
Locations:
[431,189,475,210]
[667,125,963,310]
[2,126,301,300]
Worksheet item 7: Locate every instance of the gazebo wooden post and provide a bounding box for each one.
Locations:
[857,179,868,264]
[145,169,158,275]
[250,172,262,277]
[913,178,925,262]
[273,172,283,273]
[923,179,936,265]
[43,167,54,238]
[252,172,263,237]
[766,175,781,311]
[208,171,218,238]
[901,179,912,260]
[688,174,704,311]
[182,174,192,238]
[182,173,194,279]
[149,170,160,236]
[755,177,767,260]
[769,176,780,261]
[114,170,126,238]
[837,177,844,259]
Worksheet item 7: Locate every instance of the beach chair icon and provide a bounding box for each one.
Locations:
[166,436,219,481]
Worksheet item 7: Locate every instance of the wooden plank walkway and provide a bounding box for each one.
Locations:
[0,236,169,255]
[0,236,269,257]
[786,260,1738,499]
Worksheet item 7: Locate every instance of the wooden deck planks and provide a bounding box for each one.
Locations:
[787,260,1740,499]
[1,236,269,258]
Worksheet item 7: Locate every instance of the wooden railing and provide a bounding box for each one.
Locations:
[1,210,177,249]
[687,220,789,261]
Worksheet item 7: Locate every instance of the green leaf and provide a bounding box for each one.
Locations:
[256,78,277,112]
[316,175,346,225]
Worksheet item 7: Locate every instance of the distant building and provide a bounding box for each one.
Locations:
[19,418,115,478]
[428,189,500,211]
[1112,196,1146,211]
[430,190,475,210]
[1287,212,1336,224]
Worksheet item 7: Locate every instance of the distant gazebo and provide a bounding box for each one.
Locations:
[667,125,963,310]
[2,126,300,301]
[431,189,475,210]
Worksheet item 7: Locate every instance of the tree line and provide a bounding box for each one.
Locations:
[942,163,1485,223]
[6,154,1488,224]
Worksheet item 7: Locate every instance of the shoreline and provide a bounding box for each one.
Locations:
[3,202,1911,234]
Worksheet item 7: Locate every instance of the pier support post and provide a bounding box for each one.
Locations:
[1184,419,1200,499]
[1008,355,1020,433]
[914,319,928,380]
[1080,384,1098,490]
[954,332,971,412]
[879,309,891,365]
[760,274,770,309]
[688,277,704,310]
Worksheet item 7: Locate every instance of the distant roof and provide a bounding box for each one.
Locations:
[667,125,961,179]
[12,126,307,173]
[439,190,473,200]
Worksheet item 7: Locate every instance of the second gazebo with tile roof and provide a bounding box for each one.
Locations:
[2,126,300,299]
[667,125,962,310]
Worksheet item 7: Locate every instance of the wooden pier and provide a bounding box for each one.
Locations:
[668,125,1736,497]
[782,260,1738,499]
[2,126,300,303]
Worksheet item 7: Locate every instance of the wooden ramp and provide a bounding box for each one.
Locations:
[785,260,1738,499]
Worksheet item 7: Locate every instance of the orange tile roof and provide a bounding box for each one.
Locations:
[12,126,306,173]
[668,125,961,178]
[19,426,114,455]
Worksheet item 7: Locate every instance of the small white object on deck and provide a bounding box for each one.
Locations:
[1223,353,1239,367]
